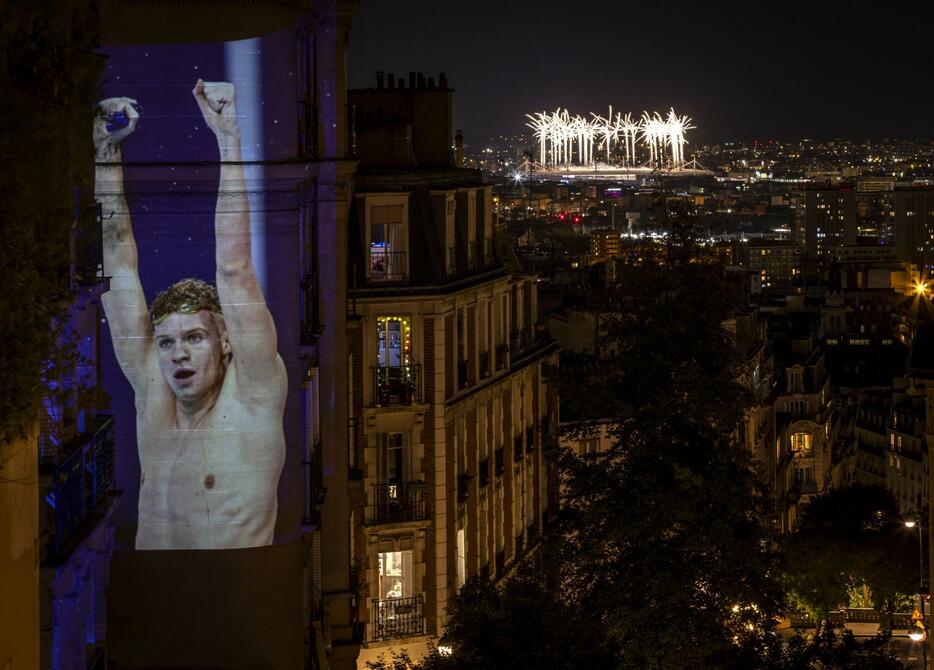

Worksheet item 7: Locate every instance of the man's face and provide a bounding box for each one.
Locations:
[154,310,229,405]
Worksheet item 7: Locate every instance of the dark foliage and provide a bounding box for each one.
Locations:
[782,484,917,625]
[0,1,101,440]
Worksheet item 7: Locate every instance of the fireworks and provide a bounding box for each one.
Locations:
[525,107,695,169]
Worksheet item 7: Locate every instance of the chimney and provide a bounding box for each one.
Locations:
[376,71,384,89]
[439,72,448,89]
[427,76,435,88]
[417,72,426,88]
[408,71,416,89]
[387,72,395,88]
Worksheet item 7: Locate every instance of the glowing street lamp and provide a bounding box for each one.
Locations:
[915,280,929,297]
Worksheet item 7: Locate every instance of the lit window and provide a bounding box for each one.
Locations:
[791,432,812,458]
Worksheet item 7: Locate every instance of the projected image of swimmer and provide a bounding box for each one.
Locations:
[94,81,287,550]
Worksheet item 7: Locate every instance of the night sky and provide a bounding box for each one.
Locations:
[349,1,933,147]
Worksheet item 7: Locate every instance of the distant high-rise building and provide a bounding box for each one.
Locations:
[741,240,803,293]
[895,188,934,271]
[802,187,857,263]
[591,229,622,260]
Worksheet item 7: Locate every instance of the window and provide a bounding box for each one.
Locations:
[378,550,413,600]
[369,203,407,281]
[377,316,412,368]
[381,432,407,484]
[580,438,600,456]
[791,432,812,458]
[445,195,456,273]
[793,464,815,487]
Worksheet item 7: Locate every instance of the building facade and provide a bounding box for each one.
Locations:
[348,75,559,666]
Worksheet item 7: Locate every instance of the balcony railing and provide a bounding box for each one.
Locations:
[370,595,424,641]
[495,344,509,371]
[372,364,422,406]
[526,426,535,454]
[479,350,491,379]
[44,415,116,558]
[513,435,523,463]
[368,249,408,282]
[370,481,429,524]
[494,448,505,476]
[479,457,490,487]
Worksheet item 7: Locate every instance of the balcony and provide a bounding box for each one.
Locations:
[479,458,490,487]
[494,448,505,476]
[495,344,509,371]
[370,481,429,524]
[526,426,535,454]
[370,595,424,641]
[478,350,491,379]
[369,249,408,283]
[43,415,116,559]
[513,435,523,463]
[372,364,421,406]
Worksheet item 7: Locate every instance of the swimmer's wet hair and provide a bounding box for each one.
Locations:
[150,277,222,328]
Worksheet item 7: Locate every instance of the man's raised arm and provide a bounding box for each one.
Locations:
[95,98,154,392]
[193,80,282,395]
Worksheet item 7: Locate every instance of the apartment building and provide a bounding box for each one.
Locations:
[348,73,559,666]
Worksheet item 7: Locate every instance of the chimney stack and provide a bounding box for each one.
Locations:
[417,72,426,88]
[439,72,448,89]
[408,71,416,89]
[427,76,435,88]
[376,71,384,89]
[387,72,395,88]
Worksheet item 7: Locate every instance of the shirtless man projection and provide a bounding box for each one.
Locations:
[95,80,287,550]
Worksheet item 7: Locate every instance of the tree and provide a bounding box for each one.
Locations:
[782,485,916,630]
[557,260,783,669]
[0,1,101,441]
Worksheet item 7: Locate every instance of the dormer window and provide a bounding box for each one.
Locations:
[365,195,409,282]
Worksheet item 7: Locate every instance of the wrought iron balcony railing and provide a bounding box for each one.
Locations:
[370,595,425,641]
[372,364,422,406]
[368,249,408,282]
[370,481,429,524]
[44,415,116,558]
[479,457,490,487]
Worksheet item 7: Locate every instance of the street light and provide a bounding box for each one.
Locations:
[905,519,929,664]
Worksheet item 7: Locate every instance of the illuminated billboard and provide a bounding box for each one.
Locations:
[96,32,302,550]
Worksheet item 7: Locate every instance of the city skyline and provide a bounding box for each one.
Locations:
[350,0,934,146]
